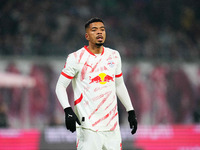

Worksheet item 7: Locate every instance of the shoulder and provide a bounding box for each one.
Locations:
[104,47,121,59]
[104,47,120,56]
[69,47,85,58]
[66,47,85,62]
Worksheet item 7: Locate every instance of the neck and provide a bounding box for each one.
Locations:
[88,44,103,54]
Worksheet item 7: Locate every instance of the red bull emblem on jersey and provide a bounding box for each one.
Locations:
[107,60,115,68]
[89,73,114,84]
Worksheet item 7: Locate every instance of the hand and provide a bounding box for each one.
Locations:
[128,110,137,134]
[64,107,81,132]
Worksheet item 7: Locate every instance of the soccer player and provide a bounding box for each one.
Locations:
[55,17,137,150]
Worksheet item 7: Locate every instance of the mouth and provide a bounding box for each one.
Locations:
[96,35,103,41]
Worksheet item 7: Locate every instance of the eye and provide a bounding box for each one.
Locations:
[91,28,97,31]
[101,27,105,31]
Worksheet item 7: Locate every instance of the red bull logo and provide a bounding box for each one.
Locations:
[89,73,114,84]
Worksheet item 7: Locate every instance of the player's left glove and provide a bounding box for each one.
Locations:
[128,110,137,134]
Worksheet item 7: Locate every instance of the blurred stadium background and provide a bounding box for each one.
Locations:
[0,0,200,150]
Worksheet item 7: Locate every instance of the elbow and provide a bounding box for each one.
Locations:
[55,75,71,97]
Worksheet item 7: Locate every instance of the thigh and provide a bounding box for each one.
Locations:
[76,128,103,150]
[102,129,122,150]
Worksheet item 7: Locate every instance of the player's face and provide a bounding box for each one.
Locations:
[85,22,106,47]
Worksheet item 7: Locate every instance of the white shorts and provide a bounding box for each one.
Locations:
[76,128,122,150]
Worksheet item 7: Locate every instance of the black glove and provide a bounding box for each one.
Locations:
[64,107,81,133]
[128,110,137,134]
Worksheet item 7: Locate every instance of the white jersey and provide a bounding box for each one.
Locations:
[61,46,123,131]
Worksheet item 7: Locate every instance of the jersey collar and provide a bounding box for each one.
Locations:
[84,46,104,57]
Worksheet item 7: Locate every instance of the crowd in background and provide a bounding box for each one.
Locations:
[0,0,200,60]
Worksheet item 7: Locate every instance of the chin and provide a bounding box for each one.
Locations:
[95,43,104,47]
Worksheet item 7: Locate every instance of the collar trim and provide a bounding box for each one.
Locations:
[84,46,104,56]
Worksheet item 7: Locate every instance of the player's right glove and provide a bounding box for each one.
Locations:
[64,107,81,133]
[128,110,137,134]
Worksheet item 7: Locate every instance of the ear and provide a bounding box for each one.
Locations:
[85,33,89,41]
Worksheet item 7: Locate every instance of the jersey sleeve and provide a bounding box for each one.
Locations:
[116,77,134,111]
[115,51,123,78]
[55,75,71,109]
[115,51,134,111]
[61,53,78,79]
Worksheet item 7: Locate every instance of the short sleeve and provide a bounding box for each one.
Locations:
[61,53,78,79]
[115,51,123,78]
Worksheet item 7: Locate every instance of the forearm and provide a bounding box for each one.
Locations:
[55,75,71,109]
[116,77,134,111]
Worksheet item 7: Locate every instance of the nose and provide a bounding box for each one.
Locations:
[97,31,102,35]
[97,29,103,34]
